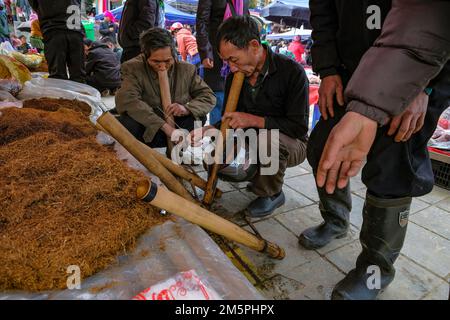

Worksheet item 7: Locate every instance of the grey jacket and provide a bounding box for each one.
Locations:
[115,55,216,142]
[345,0,450,125]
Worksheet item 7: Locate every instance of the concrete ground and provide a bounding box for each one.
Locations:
[102,96,449,300]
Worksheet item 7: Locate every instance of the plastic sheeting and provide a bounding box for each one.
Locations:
[0,119,263,300]
[0,219,263,300]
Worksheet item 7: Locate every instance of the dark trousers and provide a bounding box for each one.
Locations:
[307,70,449,199]
[86,76,120,93]
[121,46,141,64]
[43,30,86,83]
[118,113,206,148]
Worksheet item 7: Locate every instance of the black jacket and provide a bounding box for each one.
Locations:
[118,0,159,50]
[224,48,309,141]
[310,0,392,79]
[86,42,121,88]
[196,0,249,91]
[99,21,118,42]
[28,0,83,35]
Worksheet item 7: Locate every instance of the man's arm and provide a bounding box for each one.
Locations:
[309,0,341,78]
[115,63,166,142]
[345,0,450,125]
[195,0,213,63]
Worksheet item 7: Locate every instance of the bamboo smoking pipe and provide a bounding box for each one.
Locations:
[96,112,194,201]
[158,69,175,154]
[137,179,285,260]
[203,72,245,206]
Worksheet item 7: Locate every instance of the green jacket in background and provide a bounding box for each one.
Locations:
[115,54,216,143]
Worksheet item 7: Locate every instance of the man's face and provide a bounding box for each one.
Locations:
[146,47,174,72]
[219,39,261,77]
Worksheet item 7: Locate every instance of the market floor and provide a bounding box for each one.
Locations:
[102,96,450,300]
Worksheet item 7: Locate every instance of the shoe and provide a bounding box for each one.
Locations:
[246,191,285,218]
[331,193,412,300]
[101,89,110,97]
[299,185,351,250]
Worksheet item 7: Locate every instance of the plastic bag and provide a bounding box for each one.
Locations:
[0,54,32,84]
[0,79,22,96]
[18,78,104,122]
[428,107,450,150]
[10,52,43,69]
[0,41,15,56]
[0,89,22,109]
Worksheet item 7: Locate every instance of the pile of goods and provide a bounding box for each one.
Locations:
[0,99,169,292]
[429,106,450,151]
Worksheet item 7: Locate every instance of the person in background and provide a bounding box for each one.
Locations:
[29,0,86,83]
[288,35,305,64]
[196,0,249,126]
[84,38,121,96]
[99,10,118,43]
[0,1,10,43]
[170,22,202,77]
[29,14,44,53]
[17,35,31,53]
[118,0,160,63]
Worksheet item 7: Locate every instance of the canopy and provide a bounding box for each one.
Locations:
[95,1,196,26]
[261,0,311,29]
[266,27,312,41]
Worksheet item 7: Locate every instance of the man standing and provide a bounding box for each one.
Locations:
[300,0,450,299]
[191,16,309,217]
[29,0,85,83]
[0,1,10,43]
[118,0,160,63]
[196,0,249,125]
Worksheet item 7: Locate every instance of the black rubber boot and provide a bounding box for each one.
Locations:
[298,185,351,250]
[331,193,412,300]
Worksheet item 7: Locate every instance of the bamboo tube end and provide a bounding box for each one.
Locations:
[264,241,286,260]
[136,179,151,200]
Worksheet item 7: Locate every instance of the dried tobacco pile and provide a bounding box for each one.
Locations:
[0,105,168,292]
[22,98,92,116]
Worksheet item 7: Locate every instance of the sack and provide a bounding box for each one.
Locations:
[0,54,32,84]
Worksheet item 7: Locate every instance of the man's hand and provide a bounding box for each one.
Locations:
[387,91,428,142]
[188,125,213,146]
[317,112,378,194]
[222,112,265,129]
[318,75,345,120]
[166,103,190,117]
[202,58,214,69]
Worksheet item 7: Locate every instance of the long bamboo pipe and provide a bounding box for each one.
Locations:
[144,142,223,199]
[96,121,222,198]
[203,72,245,206]
[97,112,194,201]
[137,179,285,260]
[158,69,175,154]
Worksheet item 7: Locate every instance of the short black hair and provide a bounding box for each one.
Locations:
[19,35,26,40]
[139,27,177,59]
[216,15,261,51]
[83,38,93,47]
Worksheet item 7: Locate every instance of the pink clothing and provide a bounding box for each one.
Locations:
[176,28,198,61]
[288,40,305,63]
[224,0,244,20]
[104,10,116,23]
